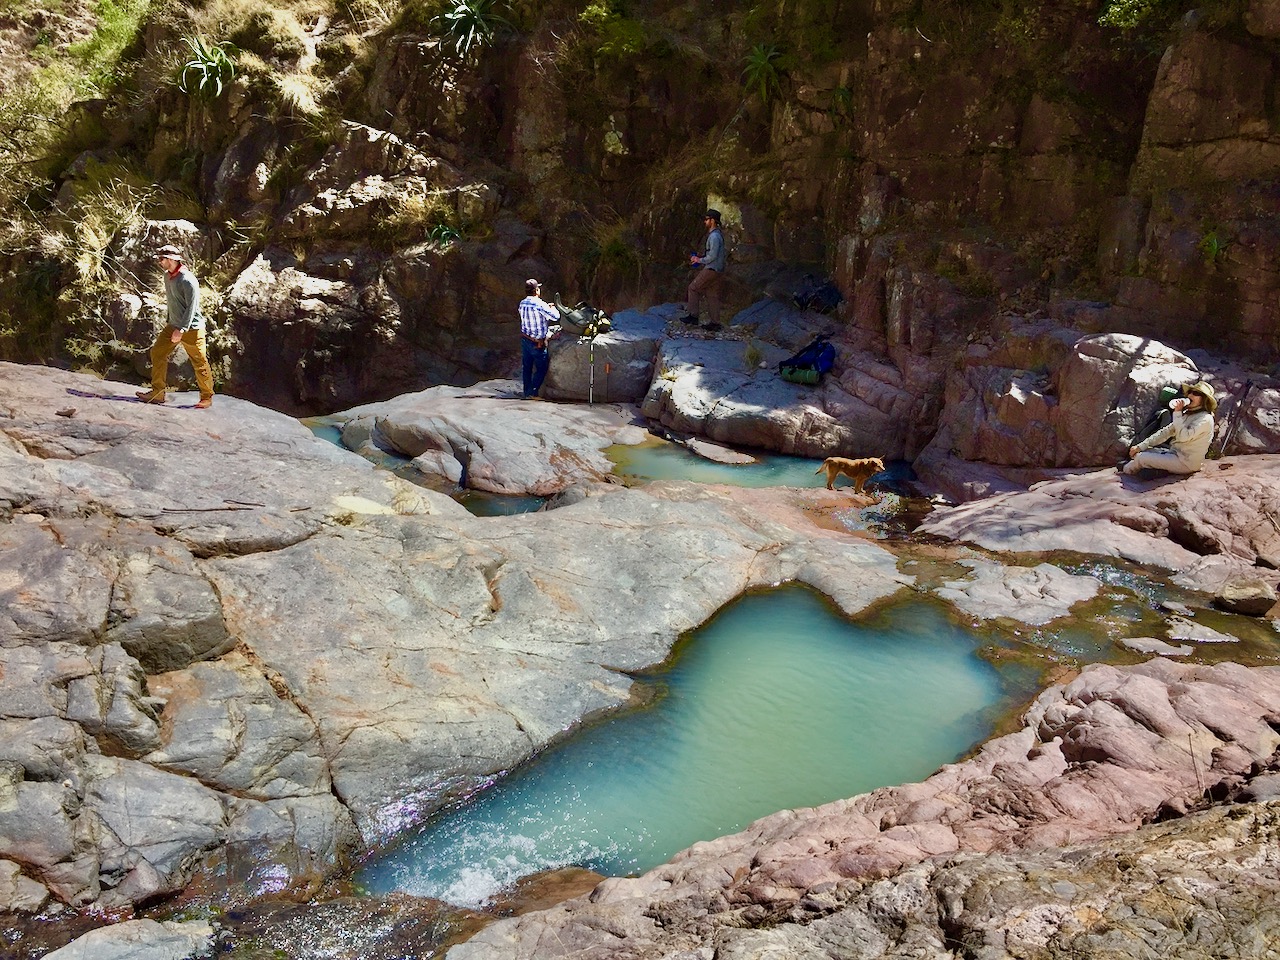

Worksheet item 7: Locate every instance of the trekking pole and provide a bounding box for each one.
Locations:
[588,335,595,405]
[1216,378,1254,457]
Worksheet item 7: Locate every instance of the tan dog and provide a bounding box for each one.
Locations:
[815,456,884,493]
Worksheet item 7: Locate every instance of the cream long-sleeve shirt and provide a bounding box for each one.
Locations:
[1134,406,1215,470]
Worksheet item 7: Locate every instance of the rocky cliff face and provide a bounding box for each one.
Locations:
[2,0,1277,429]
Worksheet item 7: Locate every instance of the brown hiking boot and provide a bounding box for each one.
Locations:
[135,391,166,404]
[194,397,213,409]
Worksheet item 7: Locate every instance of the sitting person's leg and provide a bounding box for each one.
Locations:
[1123,448,1195,476]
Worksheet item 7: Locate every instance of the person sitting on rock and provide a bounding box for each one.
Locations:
[1120,380,1217,477]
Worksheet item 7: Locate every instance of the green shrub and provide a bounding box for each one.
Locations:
[579,1,647,60]
[379,188,461,247]
[427,223,462,246]
[1199,230,1230,265]
[67,0,152,88]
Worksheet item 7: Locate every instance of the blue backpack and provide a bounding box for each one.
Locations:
[779,335,836,385]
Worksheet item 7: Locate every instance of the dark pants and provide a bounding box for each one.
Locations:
[521,337,549,397]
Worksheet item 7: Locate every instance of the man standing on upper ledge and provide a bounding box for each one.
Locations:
[518,278,558,399]
[679,209,726,331]
[136,244,214,409]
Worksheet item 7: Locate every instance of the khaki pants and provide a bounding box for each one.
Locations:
[1124,448,1198,476]
[150,326,213,400]
[686,268,724,324]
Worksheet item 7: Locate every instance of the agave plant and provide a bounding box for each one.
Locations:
[741,42,783,104]
[178,36,236,98]
[432,0,512,61]
[427,222,462,247]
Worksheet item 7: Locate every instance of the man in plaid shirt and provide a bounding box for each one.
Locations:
[518,278,558,399]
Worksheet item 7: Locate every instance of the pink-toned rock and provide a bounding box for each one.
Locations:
[923,325,1280,483]
[448,660,1280,960]
[917,456,1280,572]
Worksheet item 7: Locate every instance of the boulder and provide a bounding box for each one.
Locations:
[542,307,665,403]
[641,336,910,460]
[1214,577,1279,617]
[924,325,1280,473]
[1050,332,1200,465]
[332,380,647,495]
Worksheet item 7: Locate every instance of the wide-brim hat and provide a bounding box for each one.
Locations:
[1182,379,1217,413]
[155,244,183,261]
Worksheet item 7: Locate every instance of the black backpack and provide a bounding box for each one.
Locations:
[791,275,843,313]
[1133,384,1184,445]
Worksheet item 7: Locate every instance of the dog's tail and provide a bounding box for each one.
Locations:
[814,462,825,474]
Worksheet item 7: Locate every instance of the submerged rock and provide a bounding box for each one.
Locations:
[1120,636,1194,657]
[935,560,1100,625]
[42,918,213,960]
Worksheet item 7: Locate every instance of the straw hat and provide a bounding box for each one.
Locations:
[1182,380,1217,413]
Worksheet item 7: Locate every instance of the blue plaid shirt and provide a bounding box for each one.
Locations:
[519,295,557,341]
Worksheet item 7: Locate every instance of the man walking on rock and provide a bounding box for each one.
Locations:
[518,278,558,399]
[137,244,214,408]
[680,209,726,331]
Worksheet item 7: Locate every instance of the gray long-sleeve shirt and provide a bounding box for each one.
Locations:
[699,227,726,272]
[164,267,204,331]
